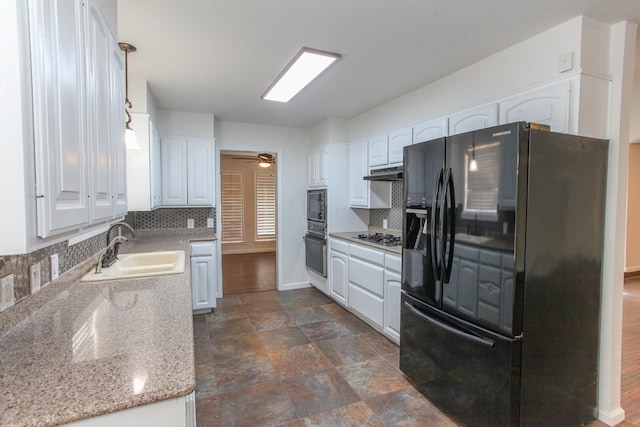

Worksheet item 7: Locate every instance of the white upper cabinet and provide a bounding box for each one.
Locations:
[349,141,369,207]
[308,146,328,188]
[109,37,127,217]
[187,138,215,205]
[85,0,113,223]
[368,134,388,167]
[413,117,448,144]
[161,136,215,207]
[150,123,162,209]
[387,127,412,165]
[348,140,391,209]
[30,0,90,237]
[30,0,125,238]
[448,103,498,135]
[161,137,189,206]
[498,81,570,133]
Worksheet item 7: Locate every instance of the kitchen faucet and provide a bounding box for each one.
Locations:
[94,222,136,273]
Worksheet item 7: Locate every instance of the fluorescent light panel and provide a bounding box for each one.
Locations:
[262,47,340,103]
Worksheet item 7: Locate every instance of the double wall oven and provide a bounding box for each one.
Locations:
[304,189,327,277]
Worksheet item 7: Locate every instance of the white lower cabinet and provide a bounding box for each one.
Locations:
[63,391,196,427]
[190,241,217,312]
[347,244,385,329]
[329,239,349,305]
[383,254,402,344]
[328,238,402,338]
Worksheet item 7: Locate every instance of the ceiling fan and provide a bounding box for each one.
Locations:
[231,152,276,168]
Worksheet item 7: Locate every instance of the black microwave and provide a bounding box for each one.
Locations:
[307,189,326,222]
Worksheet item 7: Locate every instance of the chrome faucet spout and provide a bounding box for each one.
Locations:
[106,222,136,246]
[95,235,129,274]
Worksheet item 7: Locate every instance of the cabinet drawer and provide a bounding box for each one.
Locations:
[385,254,401,273]
[348,283,383,328]
[330,238,349,254]
[349,244,384,266]
[190,241,215,256]
[348,257,384,297]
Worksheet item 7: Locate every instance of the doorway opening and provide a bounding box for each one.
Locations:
[219,150,277,294]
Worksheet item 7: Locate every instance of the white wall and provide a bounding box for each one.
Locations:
[349,16,601,141]
[157,110,214,138]
[215,121,311,290]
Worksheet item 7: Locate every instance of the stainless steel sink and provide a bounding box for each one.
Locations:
[81,250,185,282]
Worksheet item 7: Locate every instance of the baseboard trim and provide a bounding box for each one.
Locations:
[279,281,311,291]
[598,407,625,426]
[624,270,640,279]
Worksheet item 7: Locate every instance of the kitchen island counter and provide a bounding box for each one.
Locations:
[0,230,213,427]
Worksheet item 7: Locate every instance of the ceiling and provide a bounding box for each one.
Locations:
[117,0,640,129]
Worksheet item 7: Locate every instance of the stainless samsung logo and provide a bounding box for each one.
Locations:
[493,130,511,137]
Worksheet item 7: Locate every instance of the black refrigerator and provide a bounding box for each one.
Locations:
[400,121,608,426]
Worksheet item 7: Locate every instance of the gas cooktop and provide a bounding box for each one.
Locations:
[357,233,402,247]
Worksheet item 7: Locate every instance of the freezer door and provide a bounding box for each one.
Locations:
[400,293,521,427]
[402,138,445,307]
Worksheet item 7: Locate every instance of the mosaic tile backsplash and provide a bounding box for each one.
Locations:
[369,181,403,231]
[0,207,215,311]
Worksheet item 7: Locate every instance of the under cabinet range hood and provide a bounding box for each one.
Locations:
[363,166,403,181]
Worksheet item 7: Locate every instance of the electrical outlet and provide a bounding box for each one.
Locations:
[30,262,42,294]
[187,218,194,229]
[558,52,573,73]
[50,254,59,281]
[382,219,388,229]
[207,218,214,228]
[0,274,15,312]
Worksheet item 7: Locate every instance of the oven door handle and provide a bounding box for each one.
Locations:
[404,301,495,349]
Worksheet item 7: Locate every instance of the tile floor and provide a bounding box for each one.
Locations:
[193,287,623,427]
[193,287,458,426]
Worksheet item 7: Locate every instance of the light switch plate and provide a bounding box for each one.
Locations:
[207,218,214,228]
[30,262,42,294]
[0,274,15,312]
[187,219,195,229]
[50,254,59,281]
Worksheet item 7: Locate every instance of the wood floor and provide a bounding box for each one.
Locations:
[222,252,276,294]
[621,277,640,425]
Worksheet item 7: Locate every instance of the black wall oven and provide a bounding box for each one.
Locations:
[305,189,327,277]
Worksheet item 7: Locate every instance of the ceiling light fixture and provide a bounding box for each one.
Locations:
[119,42,140,149]
[261,47,341,103]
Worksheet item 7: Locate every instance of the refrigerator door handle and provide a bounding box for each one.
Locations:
[442,168,456,283]
[404,301,496,349]
[430,168,444,281]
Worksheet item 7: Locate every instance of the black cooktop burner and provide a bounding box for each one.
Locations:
[357,233,402,247]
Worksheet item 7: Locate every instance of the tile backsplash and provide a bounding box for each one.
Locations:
[369,181,403,231]
[0,207,215,310]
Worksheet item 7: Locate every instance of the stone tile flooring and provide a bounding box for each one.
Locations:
[193,287,458,426]
[193,287,624,427]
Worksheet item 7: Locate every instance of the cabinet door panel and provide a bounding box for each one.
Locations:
[388,127,412,165]
[191,255,214,310]
[413,117,448,144]
[499,81,569,132]
[161,138,188,205]
[150,123,162,208]
[86,3,113,222]
[384,269,401,343]
[368,135,388,167]
[449,103,497,135]
[329,252,348,305]
[349,141,369,206]
[31,0,89,237]
[187,138,214,205]
[109,36,127,217]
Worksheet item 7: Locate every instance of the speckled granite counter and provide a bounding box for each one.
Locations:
[0,230,214,427]
[330,229,402,255]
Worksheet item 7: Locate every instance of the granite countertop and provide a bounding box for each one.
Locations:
[0,229,214,427]
[330,227,402,255]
